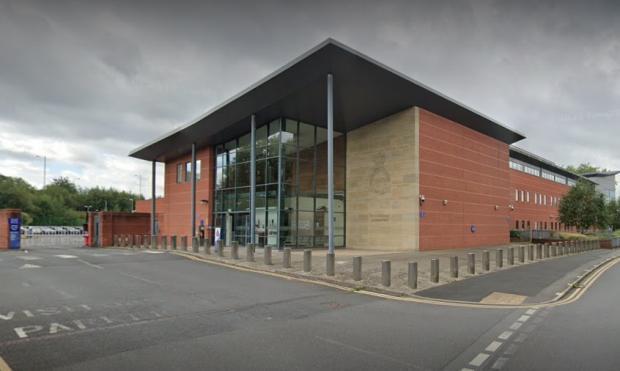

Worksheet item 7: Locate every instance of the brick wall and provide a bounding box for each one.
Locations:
[508,169,572,231]
[418,108,511,250]
[135,146,214,239]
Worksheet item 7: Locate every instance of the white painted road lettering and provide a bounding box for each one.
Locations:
[14,325,43,339]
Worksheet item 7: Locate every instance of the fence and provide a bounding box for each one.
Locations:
[21,234,85,248]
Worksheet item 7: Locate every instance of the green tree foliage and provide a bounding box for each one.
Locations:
[559,180,609,232]
[0,174,143,226]
[608,198,620,230]
[565,163,608,175]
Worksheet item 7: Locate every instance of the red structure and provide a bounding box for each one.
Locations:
[86,212,150,247]
[418,109,511,251]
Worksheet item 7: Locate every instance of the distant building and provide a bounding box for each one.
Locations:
[582,171,619,202]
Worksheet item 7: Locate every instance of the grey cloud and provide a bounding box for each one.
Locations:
[0,0,619,190]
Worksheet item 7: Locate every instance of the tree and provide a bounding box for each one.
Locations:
[565,163,608,175]
[559,180,609,232]
[608,198,620,230]
[0,175,36,211]
[0,173,143,226]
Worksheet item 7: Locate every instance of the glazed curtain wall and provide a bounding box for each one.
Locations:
[214,118,345,248]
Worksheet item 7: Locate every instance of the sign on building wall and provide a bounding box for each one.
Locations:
[214,227,221,243]
[8,217,21,249]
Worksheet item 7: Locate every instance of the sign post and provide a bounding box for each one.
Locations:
[9,216,21,249]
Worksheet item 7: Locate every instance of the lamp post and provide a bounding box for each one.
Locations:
[128,198,134,213]
[35,155,47,188]
[134,174,143,196]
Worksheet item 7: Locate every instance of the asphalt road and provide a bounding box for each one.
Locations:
[1,245,619,370]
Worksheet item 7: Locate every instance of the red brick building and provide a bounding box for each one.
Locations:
[129,39,587,251]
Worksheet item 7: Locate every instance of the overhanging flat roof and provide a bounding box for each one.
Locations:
[509,146,593,183]
[130,38,525,162]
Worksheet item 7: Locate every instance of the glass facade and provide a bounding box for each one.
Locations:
[214,118,345,248]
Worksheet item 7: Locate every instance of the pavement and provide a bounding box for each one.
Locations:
[1,244,620,370]
[144,241,610,302]
[417,249,620,304]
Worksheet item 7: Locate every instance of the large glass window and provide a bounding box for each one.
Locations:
[213,118,345,249]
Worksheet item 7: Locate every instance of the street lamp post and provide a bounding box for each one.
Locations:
[35,155,47,188]
[134,174,143,196]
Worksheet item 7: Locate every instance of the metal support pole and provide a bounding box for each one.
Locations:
[382,260,391,287]
[430,259,439,283]
[450,256,458,278]
[303,249,312,272]
[250,115,256,244]
[408,262,418,289]
[326,73,335,255]
[191,143,197,237]
[468,253,475,274]
[151,161,156,235]
[353,256,362,281]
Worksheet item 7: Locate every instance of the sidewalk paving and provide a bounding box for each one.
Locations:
[416,249,620,303]
[110,240,607,300]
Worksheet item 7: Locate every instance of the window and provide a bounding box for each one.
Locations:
[515,189,519,201]
[526,191,530,203]
[176,163,183,183]
[196,160,202,180]
[544,195,547,205]
[185,162,191,182]
[515,220,519,229]
[520,190,524,202]
[534,193,538,205]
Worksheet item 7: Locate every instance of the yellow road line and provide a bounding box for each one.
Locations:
[172,251,620,310]
[0,355,12,371]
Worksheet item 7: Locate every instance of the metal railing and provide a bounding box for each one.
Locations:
[21,234,85,248]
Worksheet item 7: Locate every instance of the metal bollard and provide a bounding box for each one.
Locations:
[231,241,239,259]
[430,259,439,283]
[450,256,458,278]
[543,244,549,258]
[508,247,514,265]
[216,240,223,256]
[192,237,199,253]
[245,243,253,261]
[264,245,272,265]
[468,253,475,274]
[536,244,542,260]
[162,236,168,250]
[142,234,148,248]
[282,248,291,267]
[171,235,177,250]
[353,256,362,281]
[130,235,135,248]
[382,260,391,286]
[528,244,534,261]
[113,235,118,247]
[519,245,525,263]
[408,262,418,289]
[326,253,335,276]
[303,249,312,272]
[550,242,556,257]
[181,236,188,251]
[496,249,503,268]
[151,235,157,250]
[483,250,490,271]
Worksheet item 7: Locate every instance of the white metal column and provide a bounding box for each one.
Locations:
[151,160,156,235]
[250,115,256,244]
[327,74,334,254]
[191,143,197,237]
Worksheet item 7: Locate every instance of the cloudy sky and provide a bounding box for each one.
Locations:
[1,0,618,196]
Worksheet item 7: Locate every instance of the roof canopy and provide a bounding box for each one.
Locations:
[509,146,593,183]
[130,38,525,162]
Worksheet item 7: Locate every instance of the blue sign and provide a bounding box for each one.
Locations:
[8,217,21,249]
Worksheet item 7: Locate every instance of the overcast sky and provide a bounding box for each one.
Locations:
[1,0,618,196]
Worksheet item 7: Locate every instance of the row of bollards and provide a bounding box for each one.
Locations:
[110,235,601,289]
